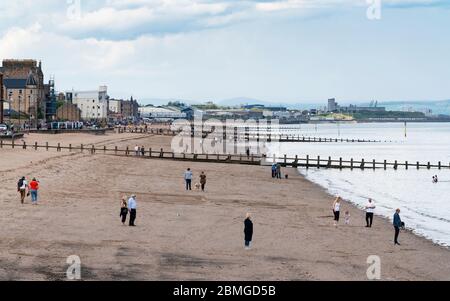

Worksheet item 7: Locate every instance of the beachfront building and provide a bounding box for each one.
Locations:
[0,60,46,123]
[139,106,186,121]
[108,97,139,122]
[3,73,40,120]
[70,86,109,121]
[56,103,81,121]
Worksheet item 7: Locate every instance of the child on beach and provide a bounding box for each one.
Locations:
[344,210,350,225]
[120,197,128,225]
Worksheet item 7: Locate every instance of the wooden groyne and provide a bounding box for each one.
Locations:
[270,155,450,170]
[0,140,447,170]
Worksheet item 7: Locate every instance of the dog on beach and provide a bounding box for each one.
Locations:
[194,183,201,191]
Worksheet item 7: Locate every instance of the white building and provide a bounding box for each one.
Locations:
[139,106,186,120]
[108,99,122,114]
[71,86,109,120]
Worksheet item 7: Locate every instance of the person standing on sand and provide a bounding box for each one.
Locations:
[141,146,145,156]
[128,195,137,227]
[29,178,40,205]
[393,209,402,245]
[17,176,28,205]
[271,164,277,178]
[120,197,128,225]
[184,168,193,191]
[244,213,253,249]
[276,163,282,179]
[365,198,376,228]
[200,171,207,192]
[134,145,140,156]
[332,197,342,226]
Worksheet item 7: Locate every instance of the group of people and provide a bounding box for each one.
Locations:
[184,168,207,192]
[17,176,40,205]
[134,145,146,157]
[119,195,138,227]
[332,196,404,245]
[271,163,282,179]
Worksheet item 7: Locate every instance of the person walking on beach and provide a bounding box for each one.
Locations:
[271,164,277,178]
[184,168,193,191]
[140,146,145,156]
[365,198,376,227]
[200,171,207,192]
[276,163,282,179]
[120,197,128,225]
[244,213,253,249]
[134,145,140,156]
[128,195,137,227]
[29,178,40,205]
[332,197,342,226]
[393,209,402,245]
[17,176,28,204]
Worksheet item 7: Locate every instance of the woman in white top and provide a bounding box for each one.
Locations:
[365,199,376,227]
[332,197,342,226]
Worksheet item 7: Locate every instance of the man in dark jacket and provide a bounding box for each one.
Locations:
[244,213,253,249]
[393,208,402,245]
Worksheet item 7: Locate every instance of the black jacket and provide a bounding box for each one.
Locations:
[244,218,253,241]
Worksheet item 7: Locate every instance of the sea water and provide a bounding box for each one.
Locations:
[268,122,450,246]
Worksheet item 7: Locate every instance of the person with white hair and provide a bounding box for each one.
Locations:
[128,195,137,227]
[244,213,253,249]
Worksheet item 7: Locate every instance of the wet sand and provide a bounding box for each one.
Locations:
[0,132,449,280]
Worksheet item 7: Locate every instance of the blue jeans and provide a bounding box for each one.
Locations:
[31,190,38,203]
[186,179,192,190]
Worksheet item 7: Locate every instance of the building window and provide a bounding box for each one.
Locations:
[19,90,23,94]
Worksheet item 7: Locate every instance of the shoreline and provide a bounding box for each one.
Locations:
[296,169,450,251]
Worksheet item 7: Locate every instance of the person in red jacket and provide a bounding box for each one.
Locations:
[29,178,40,205]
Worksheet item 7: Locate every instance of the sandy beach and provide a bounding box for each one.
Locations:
[0,132,449,281]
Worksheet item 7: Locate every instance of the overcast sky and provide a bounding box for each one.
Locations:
[0,0,449,104]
